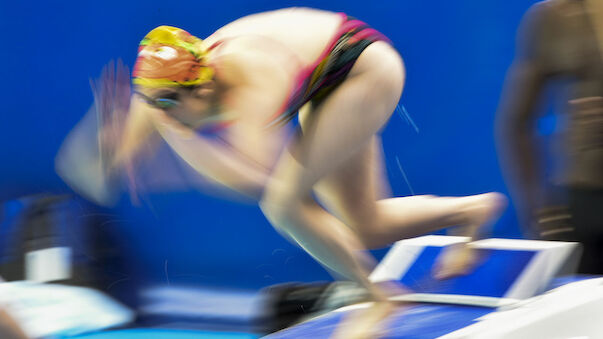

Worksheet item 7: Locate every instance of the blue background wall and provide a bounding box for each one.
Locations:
[0,1,538,289]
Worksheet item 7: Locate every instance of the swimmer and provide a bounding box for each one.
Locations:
[59,8,506,338]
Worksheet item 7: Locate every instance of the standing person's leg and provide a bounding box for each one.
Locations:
[569,188,603,274]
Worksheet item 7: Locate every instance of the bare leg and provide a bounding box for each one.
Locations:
[317,170,506,248]
[262,41,504,337]
[260,42,405,338]
[261,41,403,284]
[310,139,505,338]
[314,138,506,279]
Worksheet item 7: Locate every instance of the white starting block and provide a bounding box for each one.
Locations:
[267,236,603,339]
[371,235,580,307]
[441,277,603,338]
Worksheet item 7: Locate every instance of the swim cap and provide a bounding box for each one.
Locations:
[132,26,214,87]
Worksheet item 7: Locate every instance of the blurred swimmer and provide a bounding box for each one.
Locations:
[57,8,506,338]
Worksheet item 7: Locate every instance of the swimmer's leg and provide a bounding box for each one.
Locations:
[314,138,506,249]
[314,137,506,279]
[260,42,404,338]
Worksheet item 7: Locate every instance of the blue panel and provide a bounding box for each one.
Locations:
[400,247,536,298]
[266,303,492,339]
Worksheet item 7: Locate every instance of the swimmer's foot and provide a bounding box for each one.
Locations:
[433,242,479,279]
[330,300,397,339]
[461,192,507,236]
[434,192,507,279]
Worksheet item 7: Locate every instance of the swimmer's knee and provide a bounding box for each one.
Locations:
[259,196,287,226]
[260,186,308,227]
[356,228,390,249]
[344,214,389,249]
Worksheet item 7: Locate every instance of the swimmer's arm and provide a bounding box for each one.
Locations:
[148,40,291,199]
[495,3,555,236]
[150,92,287,200]
[150,110,271,200]
[153,44,291,199]
[108,96,158,171]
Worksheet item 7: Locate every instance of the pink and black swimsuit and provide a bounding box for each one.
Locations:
[265,13,391,129]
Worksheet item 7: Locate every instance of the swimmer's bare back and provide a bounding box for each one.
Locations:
[201,8,348,117]
[205,8,345,67]
[201,9,349,112]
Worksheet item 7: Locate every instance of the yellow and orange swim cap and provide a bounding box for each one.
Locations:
[132,26,214,87]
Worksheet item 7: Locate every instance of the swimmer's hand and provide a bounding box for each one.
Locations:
[56,61,131,206]
[94,61,133,173]
[55,105,121,206]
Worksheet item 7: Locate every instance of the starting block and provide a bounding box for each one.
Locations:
[371,235,580,306]
[266,236,603,339]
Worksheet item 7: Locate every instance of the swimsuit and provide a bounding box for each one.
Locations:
[266,13,391,129]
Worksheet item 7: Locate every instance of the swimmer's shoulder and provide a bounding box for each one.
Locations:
[230,7,340,23]
[206,7,340,43]
[208,36,301,90]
